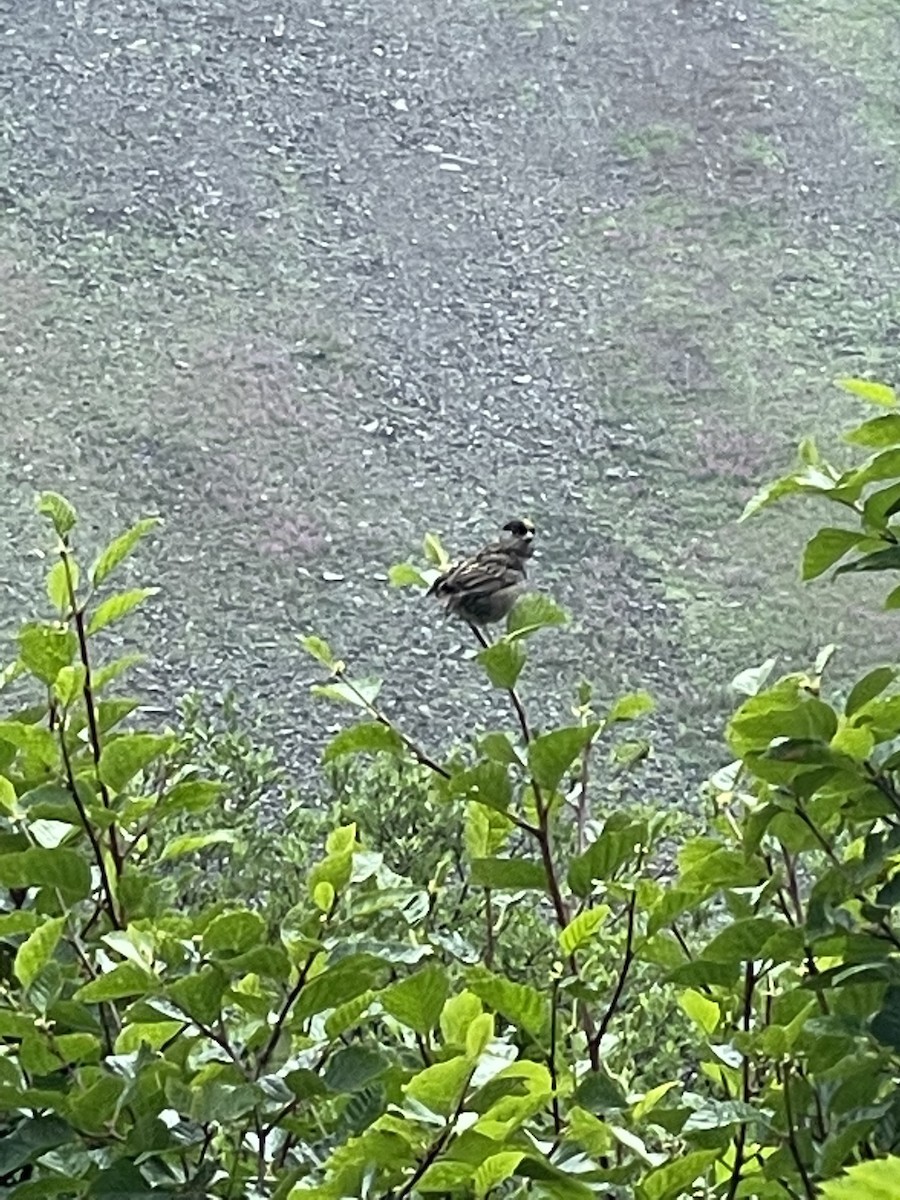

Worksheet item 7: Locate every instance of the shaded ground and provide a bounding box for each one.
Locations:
[1,0,898,797]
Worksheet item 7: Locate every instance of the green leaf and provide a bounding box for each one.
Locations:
[846,667,897,716]
[568,816,646,896]
[74,961,157,1002]
[802,528,864,580]
[678,988,719,1036]
[449,761,512,814]
[739,473,807,521]
[559,906,610,955]
[167,966,226,1025]
[323,1045,389,1094]
[834,544,900,575]
[36,492,77,537]
[99,733,173,793]
[162,778,226,815]
[639,1150,722,1200]
[608,691,655,721]
[405,1054,472,1117]
[0,1115,73,1174]
[388,563,428,588]
[886,585,900,611]
[311,677,382,708]
[159,829,237,861]
[90,517,161,586]
[702,917,787,963]
[0,847,90,900]
[469,857,546,891]
[845,412,900,448]
[528,723,599,794]
[14,916,66,988]
[818,1155,900,1199]
[466,966,547,1037]
[835,377,897,408]
[441,991,484,1047]
[202,909,267,954]
[477,640,526,690]
[506,593,568,638]
[45,560,76,613]
[17,623,77,685]
[422,531,449,567]
[418,1163,474,1193]
[474,1152,526,1200]
[322,722,404,762]
[87,587,159,635]
[380,964,449,1034]
[298,634,336,668]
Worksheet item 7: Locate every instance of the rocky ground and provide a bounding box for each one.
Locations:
[1,0,898,801]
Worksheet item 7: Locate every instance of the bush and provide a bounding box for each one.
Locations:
[4,378,900,1198]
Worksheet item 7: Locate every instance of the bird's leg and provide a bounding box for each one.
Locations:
[467,622,492,650]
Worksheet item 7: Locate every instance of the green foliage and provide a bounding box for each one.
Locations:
[7,397,900,1197]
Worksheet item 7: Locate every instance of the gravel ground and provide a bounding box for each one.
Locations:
[1,0,898,798]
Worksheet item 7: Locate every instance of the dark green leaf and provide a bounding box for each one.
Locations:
[0,847,90,900]
[90,517,161,586]
[477,640,526,690]
[573,1071,627,1111]
[470,857,547,891]
[802,528,864,580]
[846,667,897,716]
[324,1045,389,1093]
[835,545,900,575]
[449,761,512,814]
[322,722,404,762]
[380,964,448,1034]
[0,1115,73,1174]
[528,724,599,794]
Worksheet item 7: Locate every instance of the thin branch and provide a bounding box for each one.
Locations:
[60,540,123,874]
[59,721,122,929]
[589,888,637,1059]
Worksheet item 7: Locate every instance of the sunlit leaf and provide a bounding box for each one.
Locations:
[90,517,161,586]
[17,623,77,685]
[36,492,77,537]
[87,588,159,635]
[801,528,864,580]
[528,723,599,794]
[380,964,448,1035]
[14,916,66,988]
[477,640,526,690]
[835,377,897,408]
[506,593,568,638]
[323,722,404,762]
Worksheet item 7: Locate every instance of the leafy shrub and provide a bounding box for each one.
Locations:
[4,377,900,1198]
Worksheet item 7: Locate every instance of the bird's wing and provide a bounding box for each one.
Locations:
[429,551,525,598]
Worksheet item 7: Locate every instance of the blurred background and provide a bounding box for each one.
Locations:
[1,0,898,800]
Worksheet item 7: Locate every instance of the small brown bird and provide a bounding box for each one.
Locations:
[427,518,536,626]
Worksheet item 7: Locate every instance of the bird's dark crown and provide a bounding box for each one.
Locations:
[502,518,535,540]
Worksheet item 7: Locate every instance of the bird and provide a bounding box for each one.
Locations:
[427,518,536,627]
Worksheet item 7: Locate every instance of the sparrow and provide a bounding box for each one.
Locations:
[427,518,536,626]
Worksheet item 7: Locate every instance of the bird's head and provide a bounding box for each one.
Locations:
[502,517,536,556]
